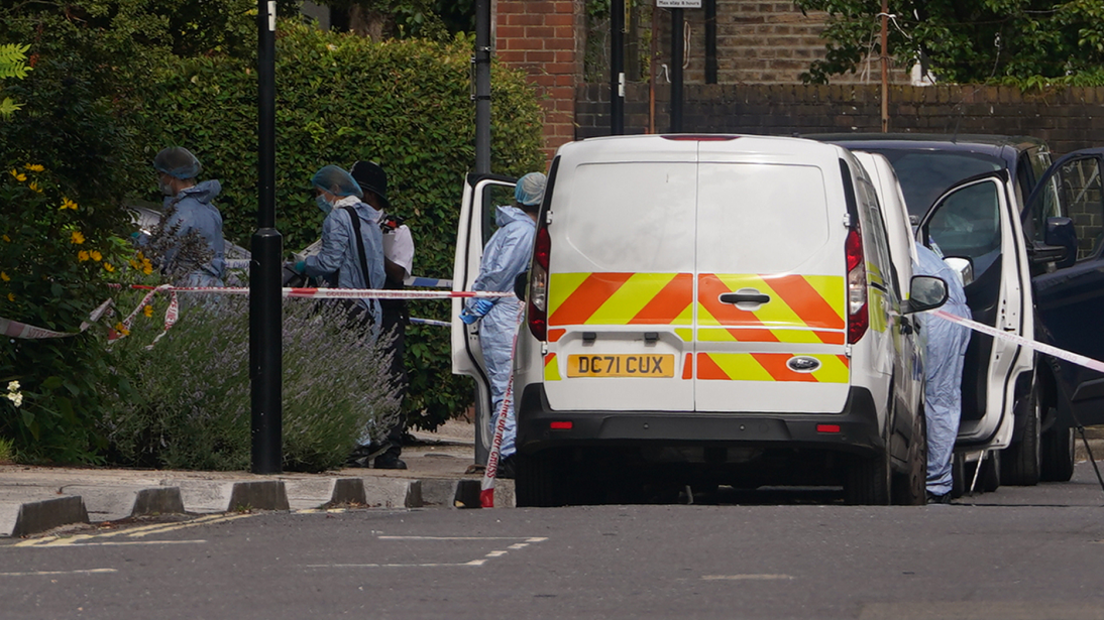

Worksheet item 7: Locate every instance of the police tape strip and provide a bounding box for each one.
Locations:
[128,285,510,300]
[1,298,115,340]
[409,317,450,327]
[932,309,1104,374]
[480,301,527,508]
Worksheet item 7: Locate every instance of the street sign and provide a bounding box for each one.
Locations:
[657,0,701,7]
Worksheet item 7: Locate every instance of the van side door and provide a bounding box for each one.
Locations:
[918,171,1032,448]
[452,173,518,463]
[1024,149,1104,426]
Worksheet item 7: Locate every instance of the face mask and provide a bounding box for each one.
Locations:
[159,180,175,196]
[316,195,333,214]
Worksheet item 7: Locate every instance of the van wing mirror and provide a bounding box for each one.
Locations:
[1030,216,1077,268]
[943,256,974,287]
[905,275,949,314]
[514,270,529,302]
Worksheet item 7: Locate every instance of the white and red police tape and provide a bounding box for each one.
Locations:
[479,301,527,508]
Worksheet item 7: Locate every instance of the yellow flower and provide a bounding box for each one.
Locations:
[6,293,13,302]
[142,259,153,275]
[89,250,102,262]
[103,262,115,273]
[77,251,90,262]
[0,271,8,282]
[136,250,145,261]
[129,259,139,270]
[9,169,26,182]
[24,164,44,172]
[59,197,78,211]
[70,231,85,245]
[1,235,9,242]
[28,181,42,193]
[143,305,153,318]
[114,322,130,336]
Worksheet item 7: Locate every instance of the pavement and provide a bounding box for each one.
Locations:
[3,421,1102,539]
[0,418,510,539]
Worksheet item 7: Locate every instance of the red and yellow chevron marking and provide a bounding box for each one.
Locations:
[544,353,561,381]
[697,274,845,344]
[682,353,693,380]
[548,272,693,327]
[696,353,849,383]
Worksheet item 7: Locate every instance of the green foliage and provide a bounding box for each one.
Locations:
[0,161,141,463]
[0,42,30,119]
[145,20,544,430]
[103,296,400,471]
[796,0,1104,85]
[0,434,13,463]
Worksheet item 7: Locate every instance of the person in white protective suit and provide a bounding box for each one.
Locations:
[460,172,547,479]
[914,244,972,504]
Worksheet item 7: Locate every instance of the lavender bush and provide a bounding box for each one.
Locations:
[103,294,399,471]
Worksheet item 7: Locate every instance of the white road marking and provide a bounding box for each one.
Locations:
[305,535,547,569]
[701,574,796,581]
[0,569,117,577]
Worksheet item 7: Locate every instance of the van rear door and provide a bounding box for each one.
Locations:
[693,154,851,413]
[542,143,698,413]
[452,173,518,462]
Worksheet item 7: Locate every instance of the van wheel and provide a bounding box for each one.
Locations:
[892,410,927,505]
[1002,384,1041,486]
[844,451,891,505]
[978,450,1001,492]
[1041,420,1076,482]
[515,452,562,507]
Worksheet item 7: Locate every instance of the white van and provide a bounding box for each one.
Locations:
[453,135,948,506]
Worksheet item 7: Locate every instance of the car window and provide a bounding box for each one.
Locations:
[1055,158,1104,260]
[482,184,518,246]
[871,150,1003,219]
[924,180,1003,277]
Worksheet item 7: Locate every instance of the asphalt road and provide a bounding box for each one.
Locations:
[3,463,1104,620]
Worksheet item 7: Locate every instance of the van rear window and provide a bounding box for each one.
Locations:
[561,162,697,272]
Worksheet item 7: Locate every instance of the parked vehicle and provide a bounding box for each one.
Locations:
[816,134,1104,485]
[452,135,949,506]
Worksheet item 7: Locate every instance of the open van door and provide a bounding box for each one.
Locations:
[452,173,517,464]
[918,171,1033,450]
[1024,149,1104,432]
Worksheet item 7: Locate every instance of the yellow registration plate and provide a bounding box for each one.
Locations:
[566,354,676,378]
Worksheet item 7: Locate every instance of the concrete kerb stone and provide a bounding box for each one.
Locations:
[66,485,185,523]
[167,479,289,514]
[0,495,88,538]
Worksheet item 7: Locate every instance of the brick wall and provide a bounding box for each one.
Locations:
[496,0,586,162]
[576,82,1104,156]
[655,1,910,85]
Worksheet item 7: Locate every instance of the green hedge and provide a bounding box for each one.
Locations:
[146,21,545,430]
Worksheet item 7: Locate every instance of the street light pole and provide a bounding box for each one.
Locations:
[250,0,283,474]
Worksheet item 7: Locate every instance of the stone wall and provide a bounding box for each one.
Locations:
[576,82,1104,156]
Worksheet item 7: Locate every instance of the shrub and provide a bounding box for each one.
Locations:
[145,20,545,430]
[102,294,400,472]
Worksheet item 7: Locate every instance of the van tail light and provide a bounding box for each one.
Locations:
[845,225,869,344]
[528,225,550,340]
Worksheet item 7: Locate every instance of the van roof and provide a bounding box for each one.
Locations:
[559,133,850,160]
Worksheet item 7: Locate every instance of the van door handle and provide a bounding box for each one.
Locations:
[720,292,771,305]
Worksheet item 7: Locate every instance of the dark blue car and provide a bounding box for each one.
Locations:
[811,134,1104,487]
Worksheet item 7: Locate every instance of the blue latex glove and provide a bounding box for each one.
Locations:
[460,308,480,325]
[294,260,306,274]
[460,298,494,324]
[470,298,494,317]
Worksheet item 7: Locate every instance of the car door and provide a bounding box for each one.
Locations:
[918,171,1032,447]
[1024,148,1104,426]
[452,173,517,463]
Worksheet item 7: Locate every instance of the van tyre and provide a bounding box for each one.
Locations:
[1041,420,1076,482]
[978,450,1001,493]
[844,451,891,505]
[892,410,928,505]
[1002,384,1041,486]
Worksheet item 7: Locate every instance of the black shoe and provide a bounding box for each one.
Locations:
[926,491,952,505]
[346,443,387,468]
[374,453,407,470]
[497,456,516,480]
